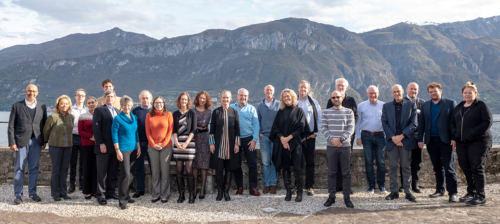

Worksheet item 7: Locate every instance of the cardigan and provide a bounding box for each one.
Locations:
[146,110,174,147]
[43,113,75,147]
[78,112,95,146]
[173,109,197,136]
[111,112,139,151]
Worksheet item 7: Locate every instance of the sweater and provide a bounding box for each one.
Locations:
[230,102,260,141]
[256,98,280,137]
[112,112,139,151]
[146,110,174,147]
[131,105,151,142]
[43,113,75,147]
[78,112,95,146]
[320,107,355,147]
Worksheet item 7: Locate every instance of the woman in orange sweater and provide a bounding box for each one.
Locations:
[146,96,174,203]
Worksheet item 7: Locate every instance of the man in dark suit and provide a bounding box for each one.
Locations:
[93,89,120,205]
[417,82,458,202]
[8,84,47,205]
[381,84,418,202]
[399,82,425,193]
[326,78,358,194]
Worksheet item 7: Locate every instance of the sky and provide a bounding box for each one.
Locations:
[1,0,500,50]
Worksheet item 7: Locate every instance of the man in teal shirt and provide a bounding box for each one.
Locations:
[231,88,261,196]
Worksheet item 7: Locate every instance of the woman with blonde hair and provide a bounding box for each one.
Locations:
[43,95,74,201]
[269,89,307,202]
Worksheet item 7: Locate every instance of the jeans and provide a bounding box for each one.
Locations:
[234,136,258,188]
[14,137,41,196]
[259,136,277,186]
[135,141,151,192]
[426,136,458,195]
[69,135,83,188]
[361,132,386,188]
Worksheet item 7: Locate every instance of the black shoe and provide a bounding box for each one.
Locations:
[53,197,62,201]
[68,185,75,194]
[30,194,42,202]
[199,189,205,200]
[161,198,168,203]
[132,191,144,198]
[61,195,71,200]
[98,198,107,205]
[466,197,487,206]
[429,191,444,198]
[119,204,127,210]
[177,176,185,203]
[14,196,23,205]
[324,196,335,207]
[106,194,119,200]
[295,189,303,202]
[216,190,223,201]
[459,193,474,202]
[449,194,458,203]
[406,192,417,202]
[151,198,160,203]
[128,198,135,203]
[223,171,233,201]
[412,185,422,193]
[385,192,399,200]
[345,198,354,208]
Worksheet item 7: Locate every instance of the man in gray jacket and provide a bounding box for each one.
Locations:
[321,91,355,208]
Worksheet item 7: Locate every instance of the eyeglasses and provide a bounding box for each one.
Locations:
[26,90,38,94]
[331,96,341,99]
[75,95,86,97]
[154,102,164,104]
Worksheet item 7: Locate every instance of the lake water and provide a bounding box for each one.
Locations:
[0,112,499,147]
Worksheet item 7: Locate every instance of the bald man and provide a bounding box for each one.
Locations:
[8,84,48,205]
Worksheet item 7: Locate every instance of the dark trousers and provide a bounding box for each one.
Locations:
[387,145,412,194]
[135,141,151,192]
[426,137,458,195]
[336,136,354,191]
[119,150,137,206]
[456,140,490,199]
[81,145,97,195]
[234,136,258,188]
[70,135,83,187]
[302,135,316,189]
[282,143,303,189]
[96,150,119,198]
[327,146,351,198]
[49,146,72,197]
[399,147,422,187]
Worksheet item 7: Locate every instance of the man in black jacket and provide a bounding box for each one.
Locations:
[8,84,47,205]
[93,89,120,205]
[326,78,358,193]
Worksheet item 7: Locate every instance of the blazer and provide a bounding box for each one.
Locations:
[8,100,47,147]
[92,105,119,154]
[381,99,418,151]
[417,98,457,144]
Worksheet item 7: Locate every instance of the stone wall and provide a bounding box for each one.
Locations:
[0,146,498,193]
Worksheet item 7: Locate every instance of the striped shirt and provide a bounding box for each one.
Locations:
[320,107,355,147]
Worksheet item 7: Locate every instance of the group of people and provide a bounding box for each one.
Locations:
[7,77,492,210]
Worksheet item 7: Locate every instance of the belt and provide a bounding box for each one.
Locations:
[196,129,209,133]
[362,130,384,136]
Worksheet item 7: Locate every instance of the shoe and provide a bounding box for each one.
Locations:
[216,173,224,201]
[61,195,71,200]
[295,189,303,202]
[98,198,107,205]
[30,194,42,202]
[85,194,93,200]
[412,182,422,193]
[68,185,75,194]
[187,176,195,204]
[459,193,475,202]
[161,198,168,203]
[398,187,403,193]
[406,192,417,202]
[106,194,119,200]
[324,196,335,207]
[177,176,185,203]
[14,196,22,205]
[283,171,292,201]
[132,191,144,198]
[235,187,243,195]
[53,197,62,201]
[216,190,223,201]
[152,198,160,203]
[385,192,399,200]
[449,194,458,203]
[367,187,375,194]
[429,192,445,198]
[119,203,127,210]
[345,198,354,208]
[249,188,261,196]
[466,197,487,206]
[270,185,277,194]
[263,186,270,194]
[306,188,314,196]
[223,171,233,201]
[199,189,205,199]
[379,187,387,193]
[128,198,135,203]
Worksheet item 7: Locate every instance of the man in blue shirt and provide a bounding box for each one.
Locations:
[355,85,387,194]
[231,88,261,196]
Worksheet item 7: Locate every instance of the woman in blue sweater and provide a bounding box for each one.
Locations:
[112,95,141,210]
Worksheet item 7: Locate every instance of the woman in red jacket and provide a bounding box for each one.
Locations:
[78,96,97,199]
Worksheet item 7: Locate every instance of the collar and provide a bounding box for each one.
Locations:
[72,104,87,110]
[405,95,418,101]
[141,104,152,109]
[25,99,37,107]
[105,104,115,110]
[234,102,247,108]
[299,96,309,102]
[393,99,403,105]
[264,97,274,103]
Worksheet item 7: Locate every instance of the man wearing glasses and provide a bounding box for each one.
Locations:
[68,89,88,194]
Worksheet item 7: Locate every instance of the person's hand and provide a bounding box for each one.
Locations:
[391,136,401,144]
[450,140,456,149]
[283,143,290,151]
[396,141,403,147]
[259,133,263,137]
[210,144,215,154]
[356,139,362,146]
[90,135,95,141]
[41,144,47,150]
[418,142,424,149]
[175,142,183,151]
[181,142,189,150]
[248,140,256,151]
[307,134,317,139]
[154,144,162,150]
[280,136,287,146]
[234,145,240,153]
[116,150,123,162]
[100,144,107,153]
[9,145,18,152]
[332,138,342,147]
[136,147,141,159]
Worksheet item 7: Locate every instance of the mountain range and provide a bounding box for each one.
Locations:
[1,16,499,112]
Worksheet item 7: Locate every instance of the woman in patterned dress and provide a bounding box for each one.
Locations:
[173,92,197,204]
[192,91,213,199]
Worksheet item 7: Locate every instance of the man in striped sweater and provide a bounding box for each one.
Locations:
[321,91,355,208]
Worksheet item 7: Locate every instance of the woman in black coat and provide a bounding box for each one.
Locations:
[450,82,492,206]
[269,88,306,202]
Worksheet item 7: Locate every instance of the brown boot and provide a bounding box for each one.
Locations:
[270,185,277,194]
[235,187,243,195]
[263,186,270,194]
[249,188,261,196]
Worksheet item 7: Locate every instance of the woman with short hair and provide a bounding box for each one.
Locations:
[112,95,140,210]
[78,96,98,199]
[450,82,493,206]
[192,91,213,199]
[43,95,75,201]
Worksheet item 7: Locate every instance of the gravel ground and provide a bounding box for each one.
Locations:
[0,183,498,223]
